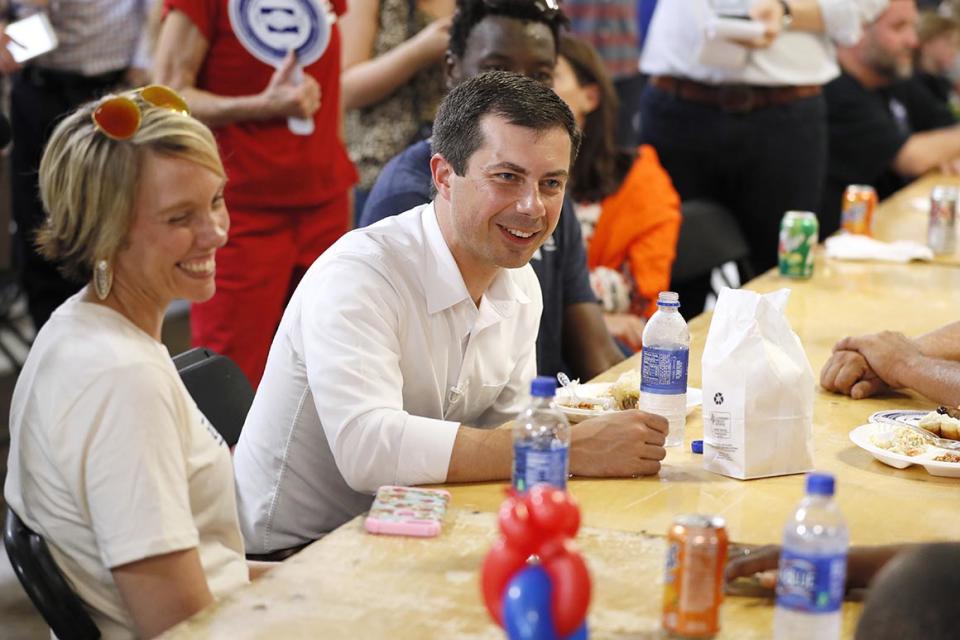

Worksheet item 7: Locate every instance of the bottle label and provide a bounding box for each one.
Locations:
[775,549,846,614]
[512,444,568,492]
[640,346,689,395]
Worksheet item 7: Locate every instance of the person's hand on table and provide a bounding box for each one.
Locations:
[833,331,924,393]
[603,312,645,352]
[569,410,667,477]
[820,349,890,399]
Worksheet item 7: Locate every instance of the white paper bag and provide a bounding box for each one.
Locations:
[701,288,814,479]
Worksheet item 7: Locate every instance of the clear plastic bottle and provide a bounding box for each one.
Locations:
[512,376,570,493]
[639,291,690,447]
[773,472,848,640]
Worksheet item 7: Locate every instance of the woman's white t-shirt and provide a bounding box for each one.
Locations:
[4,292,249,638]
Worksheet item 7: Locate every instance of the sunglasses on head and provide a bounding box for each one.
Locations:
[91,85,190,141]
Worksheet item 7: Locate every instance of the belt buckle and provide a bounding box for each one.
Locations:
[718,85,755,113]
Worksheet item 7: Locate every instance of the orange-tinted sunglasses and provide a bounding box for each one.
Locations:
[91,85,190,141]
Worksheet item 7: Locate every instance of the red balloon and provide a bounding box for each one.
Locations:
[480,537,529,627]
[526,486,581,537]
[498,498,540,556]
[543,545,591,636]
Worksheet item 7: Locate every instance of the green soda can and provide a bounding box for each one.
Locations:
[778,211,819,279]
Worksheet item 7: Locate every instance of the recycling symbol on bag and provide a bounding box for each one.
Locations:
[714,392,724,405]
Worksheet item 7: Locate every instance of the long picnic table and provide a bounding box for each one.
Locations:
[163,189,960,639]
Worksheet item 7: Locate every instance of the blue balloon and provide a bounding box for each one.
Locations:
[565,622,588,640]
[503,565,557,640]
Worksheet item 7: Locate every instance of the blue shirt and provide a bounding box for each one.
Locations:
[360,139,598,378]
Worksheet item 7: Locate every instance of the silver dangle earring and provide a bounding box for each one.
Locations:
[93,259,113,300]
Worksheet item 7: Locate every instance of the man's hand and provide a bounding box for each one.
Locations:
[735,0,785,49]
[820,349,890,400]
[260,50,321,120]
[570,410,667,477]
[603,313,645,352]
[0,33,23,75]
[833,331,925,392]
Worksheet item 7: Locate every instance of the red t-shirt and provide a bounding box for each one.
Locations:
[164,0,357,210]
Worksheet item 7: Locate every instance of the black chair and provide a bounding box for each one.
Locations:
[173,347,254,448]
[670,199,754,318]
[3,508,100,640]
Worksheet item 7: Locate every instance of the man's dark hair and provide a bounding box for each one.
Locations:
[432,71,581,175]
[855,544,960,640]
[448,0,568,60]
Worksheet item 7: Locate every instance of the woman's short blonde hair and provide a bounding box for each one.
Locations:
[37,95,225,283]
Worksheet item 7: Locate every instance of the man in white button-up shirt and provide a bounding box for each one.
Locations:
[234,72,669,555]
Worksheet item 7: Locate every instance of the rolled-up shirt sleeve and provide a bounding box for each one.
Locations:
[819,0,865,47]
[300,256,460,494]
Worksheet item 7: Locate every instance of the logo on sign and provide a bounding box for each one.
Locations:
[228,0,331,67]
[714,392,724,405]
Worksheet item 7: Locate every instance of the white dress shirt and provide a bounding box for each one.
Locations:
[641,0,875,86]
[234,204,542,552]
[8,0,151,75]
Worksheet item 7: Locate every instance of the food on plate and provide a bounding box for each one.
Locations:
[870,427,929,457]
[934,452,960,463]
[564,399,607,411]
[918,406,960,440]
[607,370,641,410]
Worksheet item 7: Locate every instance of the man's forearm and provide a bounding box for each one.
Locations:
[901,355,960,407]
[915,322,960,362]
[785,1,825,32]
[894,126,960,177]
[445,424,513,483]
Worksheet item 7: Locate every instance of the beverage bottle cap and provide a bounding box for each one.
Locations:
[657,291,680,308]
[691,440,703,454]
[805,472,835,496]
[531,376,557,398]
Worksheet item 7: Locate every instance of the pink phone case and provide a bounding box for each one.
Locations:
[364,485,451,537]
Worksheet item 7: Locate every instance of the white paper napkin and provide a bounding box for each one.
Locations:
[824,234,934,263]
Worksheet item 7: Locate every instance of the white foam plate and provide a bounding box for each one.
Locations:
[556,384,702,423]
[849,422,960,478]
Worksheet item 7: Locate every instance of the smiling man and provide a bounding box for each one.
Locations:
[233,72,669,555]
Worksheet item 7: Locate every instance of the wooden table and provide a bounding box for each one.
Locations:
[164,255,960,639]
[872,173,960,266]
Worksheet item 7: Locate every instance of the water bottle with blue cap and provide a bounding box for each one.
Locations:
[512,376,570,492]
[774,472,848,640]
[639,291,690,447]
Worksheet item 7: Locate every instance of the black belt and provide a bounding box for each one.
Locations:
[18,66,126,91]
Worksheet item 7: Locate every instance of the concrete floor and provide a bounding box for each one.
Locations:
[0,299,193,639]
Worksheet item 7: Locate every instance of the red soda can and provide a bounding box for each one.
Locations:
[841,185,878,236]
[662,514,729,638]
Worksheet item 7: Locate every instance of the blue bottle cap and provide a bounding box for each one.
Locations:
[531,376,557,397]
[691,440,703,454]
[806,472,835,497]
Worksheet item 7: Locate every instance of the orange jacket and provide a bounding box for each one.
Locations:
[586,145,681,318]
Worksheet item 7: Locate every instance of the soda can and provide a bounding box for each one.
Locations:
[778,211,819,279]
[841,184,878,235]
[662,514,729,639]
[928,185,958,255]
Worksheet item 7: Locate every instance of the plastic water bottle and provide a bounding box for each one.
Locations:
[639,291,690,447]
[512,376,570,493]
[774,472,848,640]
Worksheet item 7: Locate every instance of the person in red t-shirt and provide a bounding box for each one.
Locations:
[155,0,357,386]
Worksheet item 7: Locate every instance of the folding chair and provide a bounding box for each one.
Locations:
[3,508,100,640]
[172,347,254,448]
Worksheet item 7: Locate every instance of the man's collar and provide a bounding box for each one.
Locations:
[420,203,532,316]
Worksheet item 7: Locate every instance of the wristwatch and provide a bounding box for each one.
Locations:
[779,0,794,28]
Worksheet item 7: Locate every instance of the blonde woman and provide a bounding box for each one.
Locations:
[3,88,254,638]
